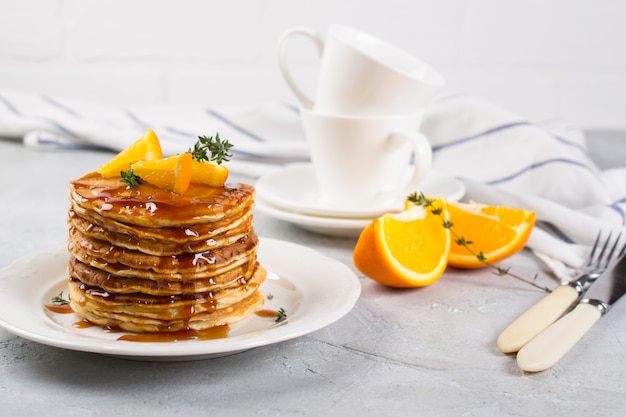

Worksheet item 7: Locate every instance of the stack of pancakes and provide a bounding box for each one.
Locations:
[66,172,266,333]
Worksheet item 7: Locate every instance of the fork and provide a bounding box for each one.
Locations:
[497,230,623,353]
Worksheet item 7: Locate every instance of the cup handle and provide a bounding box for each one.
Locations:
[277,26,324,110]
[377,131,432,203]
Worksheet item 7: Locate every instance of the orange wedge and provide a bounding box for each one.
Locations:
[96,130,163,178]
[131,153,193,194]
[353,198,450,288]
[190,159,229,187]
[445,201,535,269]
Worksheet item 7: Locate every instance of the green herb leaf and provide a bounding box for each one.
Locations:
[497,267,510,276]
[275,307,287,323]
[188,133,233,164]
[120,169,143,187]
[51,291,70,305]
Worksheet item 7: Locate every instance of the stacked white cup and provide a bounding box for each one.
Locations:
[278,25,445,211]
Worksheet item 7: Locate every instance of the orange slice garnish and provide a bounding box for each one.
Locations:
[96,130,163,178]
[190,159,229,187]
[131,153,193,195]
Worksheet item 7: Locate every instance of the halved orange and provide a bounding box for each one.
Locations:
[190,159,229,187]
[131,153,193,194]
[445,201,535,269]
[353,198,450,288]
[96,130,163,178]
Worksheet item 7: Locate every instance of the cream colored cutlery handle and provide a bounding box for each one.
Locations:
[497,285,580,353]
[516,302,602,372]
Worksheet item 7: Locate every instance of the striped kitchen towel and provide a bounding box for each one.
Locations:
[0,89,308,177]
[1,88,624,274]
[421,94,626,278]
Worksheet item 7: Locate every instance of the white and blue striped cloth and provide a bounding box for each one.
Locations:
[0,89,308,177]
[420,95,626,278]
[1,89,624,277]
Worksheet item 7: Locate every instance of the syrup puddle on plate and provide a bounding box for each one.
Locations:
[43,284,288,343]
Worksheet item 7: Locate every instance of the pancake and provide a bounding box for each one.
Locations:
[66,168,267,334]
[67,226,259,276]
[68,256,258,296]
[68,265,266,321]
[69,279,266,333]
[68,209,254,255]
[69,174,255,227]
[68,190,254,243]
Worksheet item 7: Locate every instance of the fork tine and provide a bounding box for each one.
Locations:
[618,238,626,259]
[593,231,612,268]
[602,232,623,268]
[586,230,603,267]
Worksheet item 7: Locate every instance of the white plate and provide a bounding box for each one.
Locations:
[0,238,360,361]
[255,163,465,219]
[255,197,371,237]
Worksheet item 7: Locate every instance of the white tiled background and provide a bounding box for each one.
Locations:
[1,0,625,130]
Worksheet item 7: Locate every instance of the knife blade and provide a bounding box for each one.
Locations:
[516,246,626,372]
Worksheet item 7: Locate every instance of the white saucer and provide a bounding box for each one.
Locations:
[255,163,465,219]
[255,197,370,237]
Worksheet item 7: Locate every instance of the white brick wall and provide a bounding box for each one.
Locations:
[1,0,624,129]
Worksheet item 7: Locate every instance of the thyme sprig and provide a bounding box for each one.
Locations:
[407,192,550,292]
[51,291,70,305]
[189,133,233,164]
[120,169,143,188]
[275,307,288,323]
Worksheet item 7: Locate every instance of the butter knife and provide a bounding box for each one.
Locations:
[516,249,626,372]
[497,281,584,353]
[497,234,621,354]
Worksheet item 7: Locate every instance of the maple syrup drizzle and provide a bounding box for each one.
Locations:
[73,319,94,328]
[45,301,284,343]
[255,309,279,318]
[45,300,232,342]
[44,303,73,314]
[71,176,254,222]
[72,280,220,320]
[45,291,239,342]
[117,325,229,342]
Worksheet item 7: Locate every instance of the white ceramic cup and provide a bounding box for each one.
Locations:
[299,107,432,210]
[278,24,445,115]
